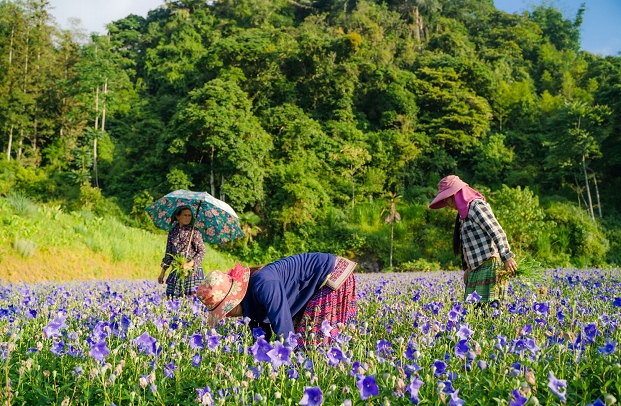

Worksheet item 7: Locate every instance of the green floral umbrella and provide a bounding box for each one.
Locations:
[145,190,244,244]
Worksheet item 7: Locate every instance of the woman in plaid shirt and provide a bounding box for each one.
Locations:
[430,175,518,305]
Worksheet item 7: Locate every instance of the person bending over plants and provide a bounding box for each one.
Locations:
[196,252,357,345]
[429,175,518,306]
[158,206,205,298]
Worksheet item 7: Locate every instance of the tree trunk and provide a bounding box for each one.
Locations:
[413,6,421,43]
[351,176,355,209]
[220,175,225,201]
[101,79,107,131]
[582,154,594,220]
[588,168,602,218]
[389,221,394,268]
[7,125,14,161]
[210,146,215,196]
[93,86,100,188]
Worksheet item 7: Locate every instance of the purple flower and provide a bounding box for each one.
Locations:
[510,389,527,406]
[376,339,392,356]
[321,320,333,337]
[252,327,266,340]
[299,386,323,406]
[454,339,469,359]
[249,338,273,362]
[406,376,424,404]
[547,371,567,403]
[196,385,213,406]
[433,360,447,377]
[73,366,83,377]
[327,347,344,366]
[613,298,621,307]
[134,332,157,356]
[43,315,67,338]
[51,340,64,356]
[598,341,616,355]
[466,291,481,303]
[587,399,606,406]
[520,324,533,336]
[405,344,418,360]
[164,361,177,379]
[192,353,202,367]
[456,325,473,340]
[449,389,465,406]
[357,375,379,400]
[477,360,487,370]
[525,338,540,354]
[267,342,292,369]
[206,330,221,351]
[286,331,298,349]
[189,333,204,350]
[288,368,299,379]
[90,340,109,362]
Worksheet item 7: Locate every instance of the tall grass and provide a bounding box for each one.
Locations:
[5,191,37,217]
[13,237,36,258]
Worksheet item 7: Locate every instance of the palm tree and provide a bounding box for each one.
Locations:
[239,211,262,248]
[382,192,401,268]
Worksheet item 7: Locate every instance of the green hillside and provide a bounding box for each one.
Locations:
[0,194,236,283]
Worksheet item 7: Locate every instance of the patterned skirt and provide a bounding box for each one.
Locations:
[166,268,205,298]
[464,257,509,303]
[292,273,357,346]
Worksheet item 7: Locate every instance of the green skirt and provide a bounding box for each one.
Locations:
[464,257,509,303]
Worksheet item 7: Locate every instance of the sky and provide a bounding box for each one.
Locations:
[47,0,621,56]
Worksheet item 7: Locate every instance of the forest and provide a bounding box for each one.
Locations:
[1,0,620,271]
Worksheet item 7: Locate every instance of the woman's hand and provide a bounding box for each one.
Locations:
[158,269,166,284]
[182,260,194,271]
[504,257,518,275]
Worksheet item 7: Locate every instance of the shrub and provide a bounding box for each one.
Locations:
[545,202,609,266]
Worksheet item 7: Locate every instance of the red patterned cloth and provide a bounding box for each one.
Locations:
[292,273,357,347]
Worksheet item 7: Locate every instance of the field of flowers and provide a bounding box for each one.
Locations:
[1,269,620,405]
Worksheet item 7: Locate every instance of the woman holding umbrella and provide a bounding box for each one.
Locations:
[146,190,245,298]
[158,206,205,298]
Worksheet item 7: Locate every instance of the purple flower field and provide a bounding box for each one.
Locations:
[1,269,620,405]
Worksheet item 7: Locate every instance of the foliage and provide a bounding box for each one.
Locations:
[0,0,620,267]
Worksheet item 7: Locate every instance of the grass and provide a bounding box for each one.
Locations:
[0,196,237,283]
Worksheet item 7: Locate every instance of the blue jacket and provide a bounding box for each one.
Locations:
[241,253,336,338]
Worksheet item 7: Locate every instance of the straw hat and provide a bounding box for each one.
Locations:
[429,175,468,209]
[196,262,250,327]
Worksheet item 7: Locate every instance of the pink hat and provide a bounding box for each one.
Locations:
[429,175,468,209]
[196,262,250,327]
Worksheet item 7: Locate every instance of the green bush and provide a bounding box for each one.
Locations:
[545,201,609,266]
[489,185,550,254]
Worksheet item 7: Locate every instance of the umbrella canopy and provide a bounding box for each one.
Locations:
[145,190,244,244]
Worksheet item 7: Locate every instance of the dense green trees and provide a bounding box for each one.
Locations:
[0,0,619,269]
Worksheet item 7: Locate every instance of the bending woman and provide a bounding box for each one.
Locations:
[158,206,205,298]
[429,175,517,305]
[196,252,357,344]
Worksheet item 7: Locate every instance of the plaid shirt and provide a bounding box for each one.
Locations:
[460,199,514,270]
